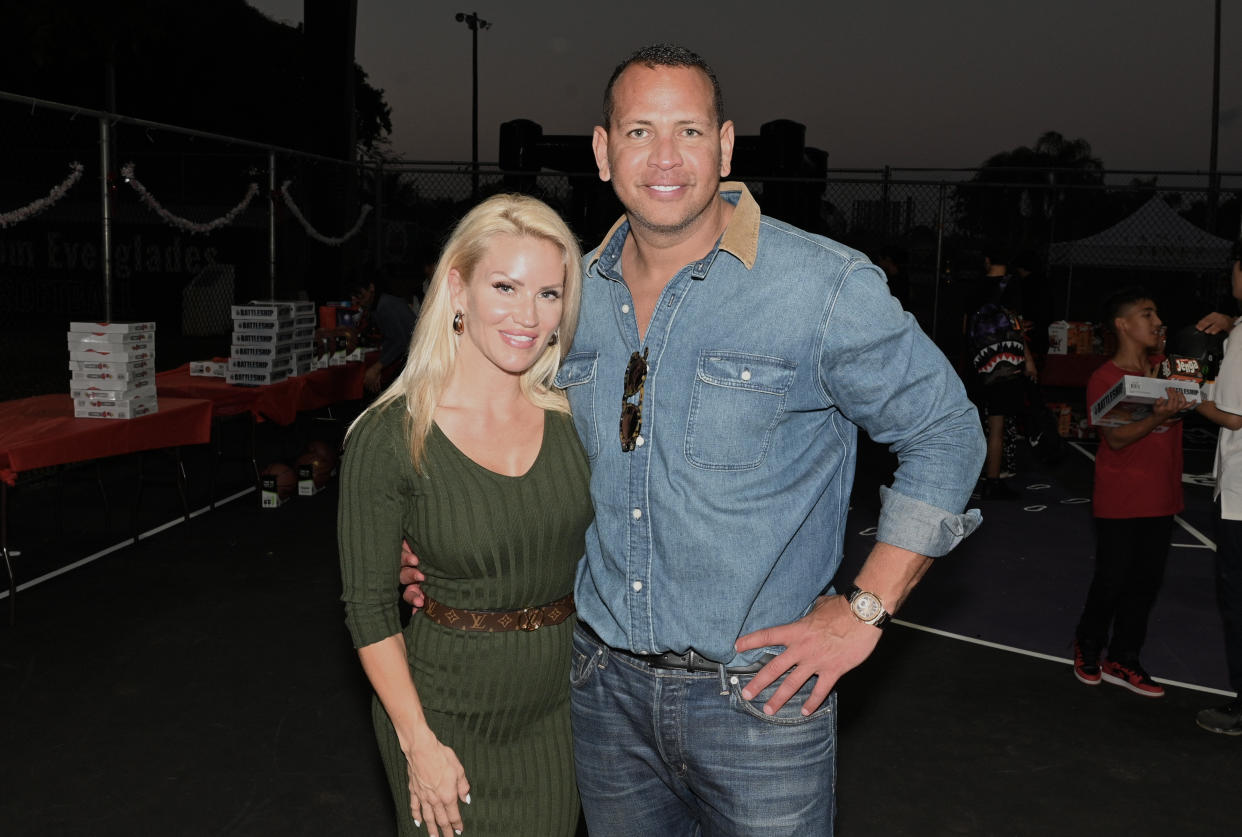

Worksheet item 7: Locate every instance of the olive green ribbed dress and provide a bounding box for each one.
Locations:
[338,401,592,837]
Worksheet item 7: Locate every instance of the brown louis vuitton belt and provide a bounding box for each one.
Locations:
[421,593,575,632]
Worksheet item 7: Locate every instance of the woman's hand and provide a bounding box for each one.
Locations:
[405,730,470,837]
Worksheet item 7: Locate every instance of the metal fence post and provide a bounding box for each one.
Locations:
[374,160,384,275]
[268,151,277,300]
[880,165,891,239]
[932,182,946,342]
[99,115,113,321]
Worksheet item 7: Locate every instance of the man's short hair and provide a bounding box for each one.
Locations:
[601,43,725,129]
[1103,286,1153,335]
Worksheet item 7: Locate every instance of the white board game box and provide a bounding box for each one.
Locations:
[189,360,229,377]
[69,321,156,334]
[68,358,154,374]
[229,355,293,374]
[69,376,155,394]
[73,399,159,419]
[1090,375,1201,427]
[65,330,152,346]
[68,347,155,363]
[227,368,290,387]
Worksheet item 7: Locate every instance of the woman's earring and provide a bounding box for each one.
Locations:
[548,330,559,347]
[452,312,464,334]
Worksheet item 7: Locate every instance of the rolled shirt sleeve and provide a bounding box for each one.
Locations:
[817,258,986,556]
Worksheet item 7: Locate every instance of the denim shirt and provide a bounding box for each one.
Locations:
[555,183,985,666]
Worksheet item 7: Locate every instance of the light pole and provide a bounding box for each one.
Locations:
[455,11,491,198]
[1206,0,1221,236]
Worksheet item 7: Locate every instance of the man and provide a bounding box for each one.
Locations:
[405,44,984,834]
[1072,288,1190,698]
[1192,239,1242,733]
[347,273,416,393]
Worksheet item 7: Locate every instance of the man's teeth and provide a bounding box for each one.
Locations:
[651,185,679,192]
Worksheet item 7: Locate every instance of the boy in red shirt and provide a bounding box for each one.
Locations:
[1074,288,1192,697]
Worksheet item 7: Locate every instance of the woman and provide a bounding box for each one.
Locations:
[338,194,591,837]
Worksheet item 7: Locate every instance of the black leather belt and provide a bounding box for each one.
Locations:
[578,621,775,675]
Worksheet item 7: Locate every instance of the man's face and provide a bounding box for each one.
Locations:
[1115,299,1163,350]
[592,64,734,239]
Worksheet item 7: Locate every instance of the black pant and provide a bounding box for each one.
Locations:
[1213,505,1242,694]
[1076,516,1172,662]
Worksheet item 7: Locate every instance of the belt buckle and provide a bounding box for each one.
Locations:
[517,606,544,631]
[686,651,712,673]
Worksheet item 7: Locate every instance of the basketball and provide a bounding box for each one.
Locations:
[295,451,333,488]
[260,462,297,498]
[307,439,340,473]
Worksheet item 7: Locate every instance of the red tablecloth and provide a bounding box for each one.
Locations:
[156,356,374,426]
[1041,353,1108,389]
[0,395,214,486]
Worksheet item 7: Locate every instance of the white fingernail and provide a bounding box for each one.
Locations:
[413,820,420,827]
[464,793,471,804]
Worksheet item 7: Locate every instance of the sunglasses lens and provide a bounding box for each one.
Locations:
[620,404,639,451]
[624,354,646,397]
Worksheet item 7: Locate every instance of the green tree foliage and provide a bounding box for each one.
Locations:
[953,131,1106,251]
[3,0,391,155]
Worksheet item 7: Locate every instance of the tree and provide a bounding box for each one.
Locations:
[953,131,1106,252]
[3,0,390,155]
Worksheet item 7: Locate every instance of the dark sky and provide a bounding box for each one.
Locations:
[250,0,1240,174]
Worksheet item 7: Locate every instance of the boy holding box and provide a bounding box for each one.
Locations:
[1073,288,1191,696]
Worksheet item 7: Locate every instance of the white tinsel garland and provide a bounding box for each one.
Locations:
[122,162,259,234]
[0,162,85,228]
[280,179,372,246]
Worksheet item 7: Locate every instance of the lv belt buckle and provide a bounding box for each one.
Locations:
[516,606,544,631]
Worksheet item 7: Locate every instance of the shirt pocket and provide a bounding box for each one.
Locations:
[554,352,600,459]
[685,351,796,470]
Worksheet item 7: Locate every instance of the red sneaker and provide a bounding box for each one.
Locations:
[1100,658,1164,698]
[1073,641,1101,686]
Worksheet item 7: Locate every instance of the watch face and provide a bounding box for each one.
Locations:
[852,592,883,623]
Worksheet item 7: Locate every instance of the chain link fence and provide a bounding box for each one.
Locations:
[3,91,1240,401]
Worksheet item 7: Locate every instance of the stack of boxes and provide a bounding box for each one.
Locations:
[68,322,158,418]
[1048,321,1098,355]
[227,301,317,386]
[289,302,317,375]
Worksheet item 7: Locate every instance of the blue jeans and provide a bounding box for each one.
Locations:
[570,625,837,837]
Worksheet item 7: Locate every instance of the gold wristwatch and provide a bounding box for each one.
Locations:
[846,586,891,628]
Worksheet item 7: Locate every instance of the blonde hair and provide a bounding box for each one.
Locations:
[348,193,583,472]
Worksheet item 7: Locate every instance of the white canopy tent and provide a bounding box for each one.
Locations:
[1049,195,1233,271]
[1048,196,1235,316]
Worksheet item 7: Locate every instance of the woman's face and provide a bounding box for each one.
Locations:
[449,233,565,377]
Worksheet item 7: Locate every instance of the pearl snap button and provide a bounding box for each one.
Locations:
[631,508,642,520]
[632,581,643,592]
[741,369,752,381]
[621,304,630,313]
[635,435,645,447]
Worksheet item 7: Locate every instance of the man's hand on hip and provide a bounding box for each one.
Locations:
[734,593,881,716]
[399,539,426,609]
